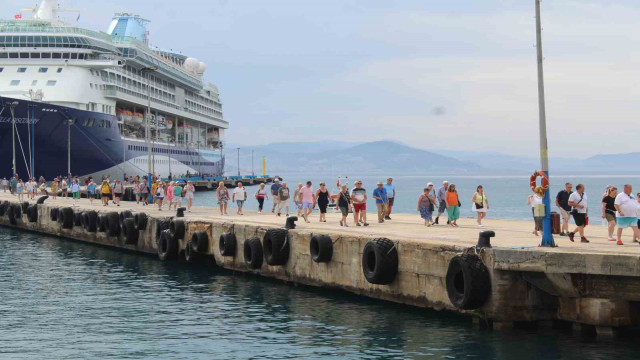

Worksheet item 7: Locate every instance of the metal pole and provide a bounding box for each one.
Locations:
[27,106,31,178]
[10,103,17,178]
[67,118,71,183]
[237,147,240,177]
[251,150,254,176]
[31,105,35,177]
[535,0,555,247]
[141,67,157,183]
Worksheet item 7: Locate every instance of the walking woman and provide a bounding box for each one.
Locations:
[166,181,175,208]
[51,178,58,200]
[134,181,141,204]
[335,184,351,226]
[293,183,304,217]
[184,181,195,212]
[216,181,229,215]
[471,185,489,226]
[255,183,269,213]
[155,181,165,211]
[445,183,460,227]
[527,186,544,236]
[316,182,331,222]
[602,186,618,241]
[417,187,436,226]
[16,179,24,201]
[100,180,112,206]
[87,179,97,204]
[61,178,68,198]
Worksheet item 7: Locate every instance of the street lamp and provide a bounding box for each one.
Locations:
[535,0,555,247]
[140,65,158,183]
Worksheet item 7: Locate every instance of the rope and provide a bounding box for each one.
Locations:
[13,118,31,179]
[387,240,400,255]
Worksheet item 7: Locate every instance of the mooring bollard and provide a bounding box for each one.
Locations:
[285,216,298,229]
[176,207,186,218]
[476,230,495,250]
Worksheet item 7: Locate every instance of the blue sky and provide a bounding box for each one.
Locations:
[4,0,640,157]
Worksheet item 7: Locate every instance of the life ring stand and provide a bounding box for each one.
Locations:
[529,170,549,194]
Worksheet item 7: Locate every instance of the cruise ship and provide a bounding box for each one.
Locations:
[0,1,227,181]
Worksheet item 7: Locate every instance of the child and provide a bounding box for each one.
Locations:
[87,180,97,204]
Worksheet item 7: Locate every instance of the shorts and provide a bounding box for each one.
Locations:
[295,201,302,210]
[438,200,447,213]
[318,202,328,214]
[73,192,79,199]
[616,216,638,229]
[559,208,570,220]
[605,213,616,223]
[114,192,122,198]
[353,203,366,212]
[156,196,164,201]
[236,200,245,207]
[572,213,586,227]
[388,197,395,206]
[302,202,314,210]
[185,193,194,200]
[339,206,348,217]
[272,196,280,204]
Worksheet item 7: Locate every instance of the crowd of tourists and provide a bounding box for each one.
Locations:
[549,182,640,246]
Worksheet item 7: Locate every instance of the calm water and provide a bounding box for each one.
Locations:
[194,174,640,221]
[2,229,640,359]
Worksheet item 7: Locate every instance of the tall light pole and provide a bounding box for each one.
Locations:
[67,117,72,182]
[535,0,555,247]
[8,101,18,178]
[237,147,240,177]
[141,65,158,183]
[251,150,254,176]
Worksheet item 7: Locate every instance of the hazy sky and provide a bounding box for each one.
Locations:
[4,0,640,157]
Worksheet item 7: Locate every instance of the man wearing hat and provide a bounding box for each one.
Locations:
[270,178,282,213]
[373,181,389,223]
[435,180,449,225]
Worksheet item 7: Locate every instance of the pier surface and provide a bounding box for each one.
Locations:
[1,191,639,334]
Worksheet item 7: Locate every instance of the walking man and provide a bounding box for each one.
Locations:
[383,178,396,220]
[567,184,589,243]
[277,181,290,216]
[613,184,640,246]
[351,180,369,226]
[270,179,282,213]
[298,181,316,223]
[555,182,573,236]
[373,181,389,223]
[435,181,449,225]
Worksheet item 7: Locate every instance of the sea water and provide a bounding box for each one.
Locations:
[1,228,640,359]
[194,174,640,221]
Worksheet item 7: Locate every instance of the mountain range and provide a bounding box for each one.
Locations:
[224,140,640,175]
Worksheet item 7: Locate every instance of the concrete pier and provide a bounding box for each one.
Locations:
[1,192,639,335]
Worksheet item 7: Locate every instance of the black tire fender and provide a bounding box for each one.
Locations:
[184,240,199,263]
[244,237,263,269]
[122,218,139,245]
[191,231,209,253]
[158,229,178,261]
[156,218,172,241]
[21,201,30,214]
[7,204,18,225]
[310,234,333,263]
[50,207,59,221]
[27,205,38,223]
[60,207,74,229]
[362,238,398,285]
[84,211,98,232]
[106,212,120,237]
[263,228,289,266]
[74,212,83,227]
[97,214,108,232]
[134,213,148,230]
[445,254,491,310]
[170,219,185,241]
[0,201,9,216]
[219,232,237,257]
[119,210,133,229]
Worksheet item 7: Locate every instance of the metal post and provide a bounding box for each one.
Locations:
[251,150,254,176]
[535,0,555,247]
[237,147,240,177]
[67,118,71,183]
[141,66,157,183]
[27,106,31,178]
[9,102,17,178]
[31,105,35,177]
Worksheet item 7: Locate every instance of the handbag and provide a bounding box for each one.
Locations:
[570,193,584,215]
[474,194,484,209]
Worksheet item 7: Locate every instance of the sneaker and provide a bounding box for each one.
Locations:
[385,216,391,220]
[435,217,439,225]
[340,220,343,226]
[344,223,349,227]
[580,237,589,243]
[617,240,624,245]
[568,232,575,242]
[277,213,281,216]
[447,220,451,225]
[356,223,361,226]
[378,220,384,223]
[363,223,369,226]
[608,237,615,241]
[559,232,566,236]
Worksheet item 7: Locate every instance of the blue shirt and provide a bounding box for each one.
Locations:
[383,184,395,198]
[270,183,282,195]
[373,187,388,204]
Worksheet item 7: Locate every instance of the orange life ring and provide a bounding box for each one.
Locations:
[529,171,549,193]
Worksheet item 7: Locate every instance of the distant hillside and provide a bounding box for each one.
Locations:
[225,140,483,175]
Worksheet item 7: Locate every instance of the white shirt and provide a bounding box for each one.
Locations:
[614,192,637,217]
[233,187,246,201]
[529,194,543,208]
[568,191,587,214]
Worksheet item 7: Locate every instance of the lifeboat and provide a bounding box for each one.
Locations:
[123,110,133,122]
[165,119,173,130]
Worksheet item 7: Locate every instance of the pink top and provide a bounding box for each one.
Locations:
[300,186,314,203]
[167,185,174,201]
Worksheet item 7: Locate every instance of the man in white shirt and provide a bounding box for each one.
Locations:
[613,184,640,245]
[232,182,247,215]
[567,184,588,243]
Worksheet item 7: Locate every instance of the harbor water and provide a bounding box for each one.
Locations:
[2,229,640,359]
[194,174,640,221]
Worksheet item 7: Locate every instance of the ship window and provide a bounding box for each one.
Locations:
[31,80,37,86]
[17,67,26,73]
[90,83,93,89]
[38,67,48,73]
[82,118,89,126]
[46,80,57,86]
[71,53,77,59]
[20,53,29,59]
[89,119,95,127]
[0,54,6,59]
[41,53,51,59]
[78,54,84,60]
[31,53,40,59]
[57,68,63,73]
[0,67,3,72]
[10,80,20,86]
[9,53,18,59]
[52,53,62,59]
[62,53,70,59]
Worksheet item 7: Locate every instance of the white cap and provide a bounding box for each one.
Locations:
[427,182,433,186]
[443,180,449,184]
